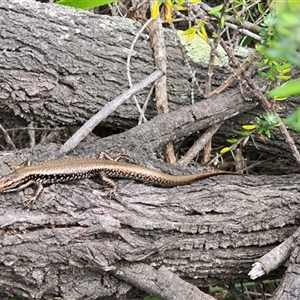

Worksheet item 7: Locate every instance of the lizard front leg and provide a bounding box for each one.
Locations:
[24,183,44,205]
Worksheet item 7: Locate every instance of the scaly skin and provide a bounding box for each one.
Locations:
[0,157,241,201]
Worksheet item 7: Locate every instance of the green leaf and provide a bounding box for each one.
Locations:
[275,75,291,81]
[265,128,271,138]
[242,124,256,130]
[220,16,225,29]
[208,4,223,16]
[227,138,238,143]
[263,112,277,125]
[284,107,300,132]
[268,79,300,98]
[240,130,250,137]
[250,134,259,150]
[151,0,161,19]
[230,150,236,162]
[56,0,118,10]
[257,127,264,134]
[220,147,231,154]
[258,3,264,15]
[257,70,269,78]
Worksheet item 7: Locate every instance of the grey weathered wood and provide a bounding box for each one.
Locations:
[271,240,300,300]
[77,88,257,156]
[2,0,300,162]
[0,0,229,129]
[0,146,298,299]
[1,0,300,299]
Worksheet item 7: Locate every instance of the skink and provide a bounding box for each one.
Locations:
[0,157,241,202]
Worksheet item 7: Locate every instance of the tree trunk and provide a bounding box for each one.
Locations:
[0,0,229,128]
[1,0,300,299]
[0,140,299,300]
[1,0,300,159]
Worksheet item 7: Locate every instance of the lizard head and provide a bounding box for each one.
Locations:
[0,171,32,193]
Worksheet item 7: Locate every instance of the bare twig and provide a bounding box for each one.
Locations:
[170,23,204,100]
[148,2,176,164]
[211,53,257,95]
[225,22,261,41]
[248,226,300,279]
[0,123,16,150]
[40,130,61,145]
[126,18,153,123]
[28,122,36,148]
[203,1,231,97]
[138,84,155,125]
[177,123,223,167]
[60,69,164,154]
[200,2,262,34]
[5,127,62,132]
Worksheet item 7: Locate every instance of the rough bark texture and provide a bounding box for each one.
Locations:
[0,109,299,299]
[0,0,229,130]
[271,230,300,300]
[1,0,300,161]
[0,141,299,300]
[1,0,300,299]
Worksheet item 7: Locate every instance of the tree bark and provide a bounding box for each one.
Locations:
[271,240,300,300]
[1,0,300,161]
[1,0,300,299]
[0,132,299,300]
[0,0,241,128]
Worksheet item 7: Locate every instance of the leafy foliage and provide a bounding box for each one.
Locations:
[257,1,300,133]
[181,21,208,42]
[284,108,300,132]
[221,112,278,155]
[269,80,300,99]
[256,12,291,82]
[265,1,300,66]
[56,0,118,10]
[256,112,278,138]
[151,0,201,25]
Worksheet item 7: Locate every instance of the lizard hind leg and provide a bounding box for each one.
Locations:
[99,172,118,199]
[98,152,133,163]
